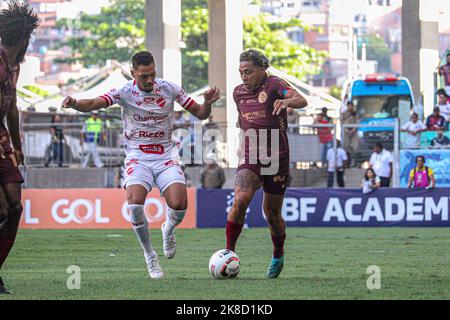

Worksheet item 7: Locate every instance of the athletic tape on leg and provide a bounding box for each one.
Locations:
[128,205,146,226]
[167,207,186,226]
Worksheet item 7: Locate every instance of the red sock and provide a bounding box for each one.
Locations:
[0,240,15,269]
[271,233,286,259]
[226,221,243,252]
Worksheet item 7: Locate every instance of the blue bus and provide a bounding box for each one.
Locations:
[342,75,416,163]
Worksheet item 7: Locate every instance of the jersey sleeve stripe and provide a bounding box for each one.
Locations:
[182,97,195,110]
[102,94,114,106]
[100,95,112,107]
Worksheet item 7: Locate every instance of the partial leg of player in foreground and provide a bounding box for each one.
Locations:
[0,183,24,294]
[0,1,39,293]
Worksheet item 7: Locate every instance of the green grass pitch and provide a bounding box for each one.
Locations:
[0,228,449,300]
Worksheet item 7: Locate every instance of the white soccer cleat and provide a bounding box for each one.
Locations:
[145,252,164,279]
[161,222,177,259]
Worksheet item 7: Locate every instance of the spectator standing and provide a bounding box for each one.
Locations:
[180,161,192,188]
[204,115,219,130]
[407,156,436,189]
[425,107,446,131]
[82,111,104,168]
[362,168,381,194]
[186,112,202,165]
[321,107,331,122]
[369,142,393,187]
[173,110,187,130]
[401,113,426,148]
[438,53,450,96]
[287,108,300,134]
[315,112,333,167]
[45,114,65,167]
[326,140,348,188]
[200,153,225,189]
[430,128,450,148]
[287,107,299,127]
[436,89,450,123]
[173,110,189,158]
[341,101,359,166]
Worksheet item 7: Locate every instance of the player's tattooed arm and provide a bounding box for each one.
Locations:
[188,87,221,120]
[62,96,108,113]
[234,169,262,192]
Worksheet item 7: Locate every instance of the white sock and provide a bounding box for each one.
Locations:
[163,207,186,235]
[128,205,154,257]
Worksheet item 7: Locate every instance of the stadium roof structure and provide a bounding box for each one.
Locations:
[187,67,342,119]
[267,67,342,119]
[29,62,131,113]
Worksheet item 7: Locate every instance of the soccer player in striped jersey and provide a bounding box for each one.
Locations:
[62,51,220,279]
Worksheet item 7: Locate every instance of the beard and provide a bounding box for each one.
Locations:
[15,46,27,64]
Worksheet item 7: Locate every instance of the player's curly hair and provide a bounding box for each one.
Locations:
[0,1,39,47]
[240,49,270,69]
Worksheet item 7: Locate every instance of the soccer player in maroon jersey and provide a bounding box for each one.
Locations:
[0,1,39,294]
[226,50,308,278]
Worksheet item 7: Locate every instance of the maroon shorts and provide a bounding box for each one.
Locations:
[237,156,290,195]
[0,153,24,185]
[0,130,24,185]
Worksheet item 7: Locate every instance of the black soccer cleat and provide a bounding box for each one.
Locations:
[0,277,12,294]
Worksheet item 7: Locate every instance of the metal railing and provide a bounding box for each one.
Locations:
[21,120,406,187]
[22,122,124,168]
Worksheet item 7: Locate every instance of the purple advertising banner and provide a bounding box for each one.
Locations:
[197,188,450,228]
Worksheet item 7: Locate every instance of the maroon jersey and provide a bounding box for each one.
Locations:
[0,48,19,129]
[0,48,24,185]
[234,75,292,163]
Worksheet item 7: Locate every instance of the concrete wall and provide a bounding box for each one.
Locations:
[23,167,326,189]
[24,168,117,189]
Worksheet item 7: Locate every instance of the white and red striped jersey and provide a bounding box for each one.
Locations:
[100,78,196,161]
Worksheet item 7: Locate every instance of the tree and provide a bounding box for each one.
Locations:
[181,0,209,92]
[359,34,392,73]
[56,0,145,66]
[243,14,326,81]
[57,0,325,91]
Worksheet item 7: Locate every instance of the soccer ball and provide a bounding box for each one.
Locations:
[209,249,241,279]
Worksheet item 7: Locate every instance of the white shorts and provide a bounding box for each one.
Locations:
[124,156,186,195]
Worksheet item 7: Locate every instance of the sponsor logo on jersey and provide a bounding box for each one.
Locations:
[164,160,180,167]
[142,97,166,108]
[125,159,139,168]
[241,99,258,104]
[273,175,286,183]
[129,130,165,140]
[139,144,165,155]
[241,110,266,120]
[133,113,168,123]
[258,91,268,103]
